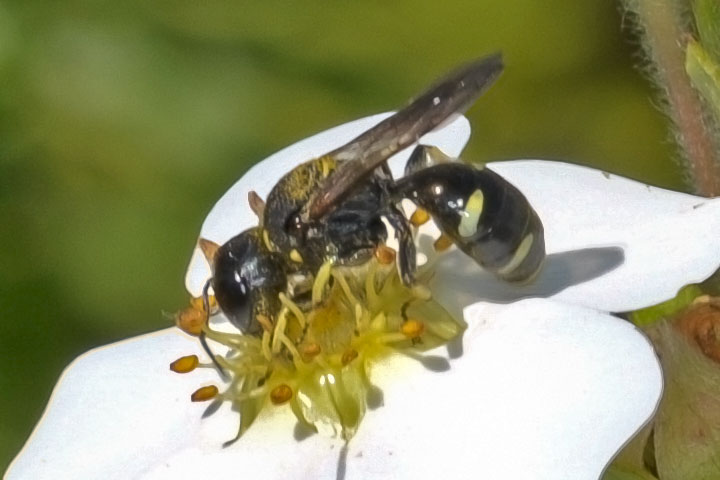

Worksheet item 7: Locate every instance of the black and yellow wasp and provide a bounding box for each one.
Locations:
[201,53,545,339]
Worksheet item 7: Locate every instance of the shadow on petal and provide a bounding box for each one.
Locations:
[431,246,625,317]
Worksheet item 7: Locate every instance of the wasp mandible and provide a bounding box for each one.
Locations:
[200,53,545,340]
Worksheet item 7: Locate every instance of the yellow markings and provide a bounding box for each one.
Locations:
[191,385,219,402]
[433,233,453,252]
[270,384,293,405]
[401,319,425,339]
[497,233,535,277]
[262,229,275,252]
[289,249,303,263]
[170,355,199,373]
[410,207,430,226]
[458,189,484,238]
[374,245,396,265]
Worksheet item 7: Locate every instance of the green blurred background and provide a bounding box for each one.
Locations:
[0,0,684,471]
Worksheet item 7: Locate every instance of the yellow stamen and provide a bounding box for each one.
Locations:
[300,342,322,361]
[191,385,219,402]
[374,245,396,265]
[410,207,430,226]
[279,292,306,328]
[401,319,425,339]
[433,233,453,252]
[175,306,205,336]
[341,349,359,365]
[190,295,216,313]
[170,355,199,373]
[270,384,293,405]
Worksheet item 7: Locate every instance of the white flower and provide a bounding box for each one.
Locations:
[7,114,720,480]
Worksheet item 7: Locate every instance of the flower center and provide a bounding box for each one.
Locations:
[172,252,464,442]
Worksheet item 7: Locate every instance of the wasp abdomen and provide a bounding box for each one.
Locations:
[393,163,545,283]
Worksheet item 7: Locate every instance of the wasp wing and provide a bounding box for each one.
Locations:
[307,53,504,220]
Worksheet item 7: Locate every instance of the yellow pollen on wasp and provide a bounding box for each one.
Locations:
[170,355,199,373]
[401,319,425,339]
[270,384,293,405]
[410,207,431,226]
[191,385,219,402]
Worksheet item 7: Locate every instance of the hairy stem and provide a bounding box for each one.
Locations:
[627,0,720,196]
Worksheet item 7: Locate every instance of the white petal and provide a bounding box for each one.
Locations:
[185,113,471,297]
[7,299,661,480]
[430,160,720,314]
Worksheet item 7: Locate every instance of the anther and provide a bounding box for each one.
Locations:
[175,306,205,336]
[170,355,199,373]
[190,295,216,313]
[191,385,219,402]
[410,207,430,226]
[256,314,274,332]
[300,342,322,361]
[401,319,425,339]
[341,348,359,365]
[374,245,396,265]
[433,233,453,252]
[270,384,293,405]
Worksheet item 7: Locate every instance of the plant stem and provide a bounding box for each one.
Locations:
[629,0,720,196]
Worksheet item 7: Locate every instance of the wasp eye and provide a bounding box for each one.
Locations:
[285,211,306,239]
[213,266,253,332]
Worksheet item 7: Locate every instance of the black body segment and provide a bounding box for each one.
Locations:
[212,228,287,334]
[392,162,545,282]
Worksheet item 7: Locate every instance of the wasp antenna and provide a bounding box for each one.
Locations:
[248,190,265,220]
[200,280,229,381]
[307,53,504,220]
[198,238,220,263]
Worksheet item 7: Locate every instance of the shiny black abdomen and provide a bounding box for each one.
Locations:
[393,163,545,282]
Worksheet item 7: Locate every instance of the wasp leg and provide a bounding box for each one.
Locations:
[404,144,455,176]
[384,205,416,286]
[199,280,230,380]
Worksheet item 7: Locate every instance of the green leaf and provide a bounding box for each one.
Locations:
[629,284,703,327]
[693,0,720,63]
[686,40,720,120]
